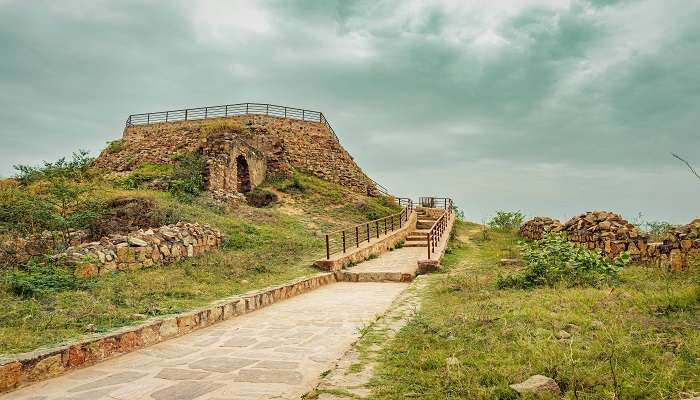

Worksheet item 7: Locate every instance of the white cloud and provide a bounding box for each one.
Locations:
[187,0,273,44]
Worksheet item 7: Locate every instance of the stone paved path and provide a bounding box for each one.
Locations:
[2,282,407,400]
[348,247,424,275]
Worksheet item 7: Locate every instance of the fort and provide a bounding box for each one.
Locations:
[94,103,383,201]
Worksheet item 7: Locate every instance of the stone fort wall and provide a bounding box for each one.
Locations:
[94,115,379,196]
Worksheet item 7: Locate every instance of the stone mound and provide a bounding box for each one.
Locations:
[664,219,700,243]
[562,211,644,241]
[519,217,563,240]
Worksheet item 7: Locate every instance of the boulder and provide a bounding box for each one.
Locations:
[510,375,561,396]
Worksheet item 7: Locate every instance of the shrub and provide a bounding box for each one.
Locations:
[13,150,95,185]
[1,165,104,246]
[169,153,205,201]
[497,231,629,289]
[105,139,126,154]
[488,211,525,230]
[245,189,278,208]
[4,260,92,297]
[644,220,676,241]
[123,163,174,189]
[270,175,307,194]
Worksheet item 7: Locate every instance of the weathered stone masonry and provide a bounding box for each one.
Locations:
[520,212,700,270]
[94,114,379,197]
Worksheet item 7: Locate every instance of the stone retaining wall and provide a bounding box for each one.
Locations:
[0,272,337,393]
[94,115,379,196]
[1,230,91,267]
[60,223,223,277]
[520,212,700,271]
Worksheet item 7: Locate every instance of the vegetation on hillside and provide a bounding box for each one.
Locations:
[371,221,700,399]
[0,151,401,355]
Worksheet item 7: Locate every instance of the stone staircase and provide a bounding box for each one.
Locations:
[403,208,435,248]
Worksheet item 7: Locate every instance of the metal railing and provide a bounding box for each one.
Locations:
[425,197,454,259]
[324,199,413,260]
[125,102,340,142]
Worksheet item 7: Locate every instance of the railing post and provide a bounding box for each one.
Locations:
[204,107,208,119]
[355,226,359,248]
[427,233,431,259]
[376,221,379,238]
[284,107,287,118]
[342,231,346,253]
[185,109,188,121]
[384,219,387,235]
[147,114,150,124]
[326,235,330,260]
[302,110,305,121]
[266,104,269,115]
[225,105,228,117]
[165,111,169,122]
[366,223,370,242]
[246,103,249,114]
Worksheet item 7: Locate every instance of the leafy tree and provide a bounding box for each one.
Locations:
[488,210,525,230]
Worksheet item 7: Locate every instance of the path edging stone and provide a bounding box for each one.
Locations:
[0,272,337,394]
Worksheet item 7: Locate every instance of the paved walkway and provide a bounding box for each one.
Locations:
[2,282,407,400]
[347,247,424,275]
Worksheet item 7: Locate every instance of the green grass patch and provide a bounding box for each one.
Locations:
[370,221,700,399]
[0,171,400,355]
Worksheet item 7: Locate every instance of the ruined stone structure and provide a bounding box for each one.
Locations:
[95,113,380,198]
[520,211,700,270]
[62,222,223,278]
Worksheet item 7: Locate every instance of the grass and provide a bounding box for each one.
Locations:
[0,172,401,356]
[370,221,700,399]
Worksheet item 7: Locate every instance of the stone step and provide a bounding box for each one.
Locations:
[406,234,428,240]
[403,242,428,247]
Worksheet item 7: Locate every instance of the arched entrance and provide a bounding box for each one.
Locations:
[236,155,251,193]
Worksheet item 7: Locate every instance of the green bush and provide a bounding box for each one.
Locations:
[122,153,204,201]
[269,175,307,194]
[488,210,525,230]
[169,153,205,201]
[497,231,629,289]
[105,139,126,154]
[123,163,174,189]
[13,150,95,185]
[4,260,92,297]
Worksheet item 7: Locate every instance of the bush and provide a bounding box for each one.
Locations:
[1,164,105,246]
[13,150,95,185]
[123,163,174,189]
[169,153,205,201]
[488,211,525,230]
[497,231,629,289]
[200,120,246,139]
[122,153,205,201]
[105,139,126,154]
[270,175,307,194]
[245,189,278,208]
[4,260,92,297]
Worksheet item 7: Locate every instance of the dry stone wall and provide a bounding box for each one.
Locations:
[94,115,379,196]
[1,231,91,267]
[518,217,563,240]
[520,211,700,271]
[60,222,222,278]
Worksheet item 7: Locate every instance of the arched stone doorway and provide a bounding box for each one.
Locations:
[236,155,251,193]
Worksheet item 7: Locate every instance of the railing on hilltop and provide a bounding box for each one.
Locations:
[324,198,413,260]
[425,197,454,259]
[125,102,340,143]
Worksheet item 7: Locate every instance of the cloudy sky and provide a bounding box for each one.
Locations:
[1,0,699,224]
